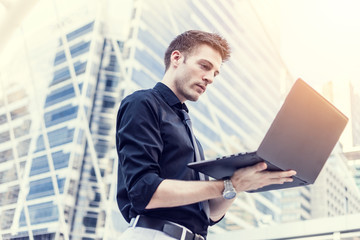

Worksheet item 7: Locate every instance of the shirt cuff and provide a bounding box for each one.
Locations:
[128,172,164,211]
[209,214,225,226]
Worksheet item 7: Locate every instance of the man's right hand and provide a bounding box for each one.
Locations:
[231,162,297,192]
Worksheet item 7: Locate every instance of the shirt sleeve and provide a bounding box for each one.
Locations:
[210,215,225,226]
[116,93,164,212]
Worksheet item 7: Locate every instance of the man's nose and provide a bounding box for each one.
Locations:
[203,73,214,84]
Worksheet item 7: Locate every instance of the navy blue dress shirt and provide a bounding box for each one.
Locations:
[116,82,213,236]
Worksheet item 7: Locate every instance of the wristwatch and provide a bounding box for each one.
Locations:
[222,178,237,200]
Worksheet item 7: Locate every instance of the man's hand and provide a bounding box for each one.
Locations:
[231,162,296,192]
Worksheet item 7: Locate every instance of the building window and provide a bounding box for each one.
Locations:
[0,131,10,144]
[70,41,91,58]
[20,201,59,226]
[45,85,75,107]
[0,114,7,125]
[51,67,71,86]
[17,138,31,157]
[14,119,31,138]
[54,50,66,65]
[66,21,94,42]
[30,155,49,176]
[48,127,75,148]
[44,105,78,127]
[7,89,27,104]
[52,150,70,170]
[0,149,13,163]
[27,177,54,200]
[10,106,29,120]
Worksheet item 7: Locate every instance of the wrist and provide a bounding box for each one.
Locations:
[208,180,225,198]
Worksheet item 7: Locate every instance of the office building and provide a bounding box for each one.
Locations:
[323,81,360,191]
[322,81,360,190]
[311,147,360,218]
[0,4,126,237]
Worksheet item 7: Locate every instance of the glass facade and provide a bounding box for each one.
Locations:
[0,12,119,238]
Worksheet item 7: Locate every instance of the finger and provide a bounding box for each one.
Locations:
[267,170,297,178]
[254,162,267,172]
[268,176,294,185]
[282,170,297,177]
[279,177,294,183]
[285,177,294,182]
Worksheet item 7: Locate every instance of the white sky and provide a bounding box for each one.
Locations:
[1,0,360,93]
[279,0,360,90]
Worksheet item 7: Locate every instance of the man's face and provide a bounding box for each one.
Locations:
[172,44,222,103]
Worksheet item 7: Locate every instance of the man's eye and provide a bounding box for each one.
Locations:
[200,64,209,70]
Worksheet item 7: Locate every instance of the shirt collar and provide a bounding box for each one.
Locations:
[154,82,189,112]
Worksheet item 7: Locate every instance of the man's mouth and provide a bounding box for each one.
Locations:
[196,84,206,93]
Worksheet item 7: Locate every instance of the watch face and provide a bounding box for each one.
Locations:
[224,191,236,199]
[223,179,236,199]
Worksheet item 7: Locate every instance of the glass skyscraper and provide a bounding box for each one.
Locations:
[1,0,358,239]
[0,7,125,238]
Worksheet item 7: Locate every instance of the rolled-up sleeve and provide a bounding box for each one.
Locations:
[116,93,164,211]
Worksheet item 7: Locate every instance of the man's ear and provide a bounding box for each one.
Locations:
[171,50,182,68]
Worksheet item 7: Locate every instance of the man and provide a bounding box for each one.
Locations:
[116,30,296,240]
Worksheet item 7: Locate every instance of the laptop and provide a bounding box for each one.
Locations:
[188,78,348,192]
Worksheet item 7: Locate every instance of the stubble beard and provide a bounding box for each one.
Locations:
[175,79,200,102]
[174,59,201,102]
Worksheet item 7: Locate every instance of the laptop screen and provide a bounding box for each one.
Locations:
[257,79,348,183]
